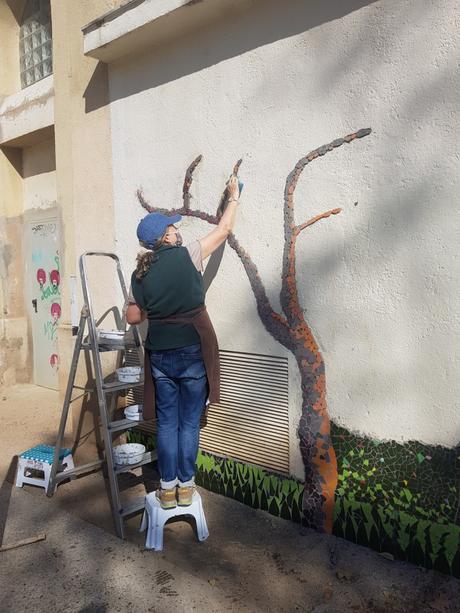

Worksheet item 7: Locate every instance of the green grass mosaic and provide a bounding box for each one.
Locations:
[126,430,304,521]
[126,430,156,451]
[128,425,460,577]
[195,450,304,522]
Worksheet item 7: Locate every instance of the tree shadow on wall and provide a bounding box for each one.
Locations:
[84,0,380,112]
[288,53,460,439]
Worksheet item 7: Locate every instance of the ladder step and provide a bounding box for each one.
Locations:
[108,417,149,433]
[72,380,144,394]
[120,495,146,517]
[102,379,144,393]
[55,459,104,483]
[81,341,139,353]
[114,450,158,474]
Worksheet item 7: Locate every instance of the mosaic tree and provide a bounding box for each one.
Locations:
[137,128,371,532]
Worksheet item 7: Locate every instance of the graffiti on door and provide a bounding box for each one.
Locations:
[38,251,61,370]
[30,219,61,384]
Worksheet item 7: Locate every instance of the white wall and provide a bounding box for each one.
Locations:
[107,0,460,466]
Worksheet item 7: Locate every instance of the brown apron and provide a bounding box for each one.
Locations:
[142,305,220,426]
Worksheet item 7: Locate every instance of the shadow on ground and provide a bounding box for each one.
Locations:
[2,385,460,612]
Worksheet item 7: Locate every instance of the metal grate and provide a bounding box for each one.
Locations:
[135,349,290,475]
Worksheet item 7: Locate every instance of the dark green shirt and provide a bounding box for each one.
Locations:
[130,244,205,350]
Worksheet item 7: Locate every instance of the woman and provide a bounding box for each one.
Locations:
[127,175,240,509]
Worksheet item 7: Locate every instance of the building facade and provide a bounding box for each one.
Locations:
[1,0,460,575]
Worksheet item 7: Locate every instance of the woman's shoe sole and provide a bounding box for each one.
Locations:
[156,493,177,510]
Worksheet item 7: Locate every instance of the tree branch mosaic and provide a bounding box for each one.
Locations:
[136,128,371,534]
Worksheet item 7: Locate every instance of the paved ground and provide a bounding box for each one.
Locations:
[1,384,460,612]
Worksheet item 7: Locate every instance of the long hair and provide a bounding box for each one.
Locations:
[135,234,165,279]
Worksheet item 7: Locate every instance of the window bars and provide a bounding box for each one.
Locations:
[19,0,52,88]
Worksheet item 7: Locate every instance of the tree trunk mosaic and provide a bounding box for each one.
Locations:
[136,128,371,532]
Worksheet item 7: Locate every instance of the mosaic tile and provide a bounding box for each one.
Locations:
[129,427,460,577]
[131,128,460,577]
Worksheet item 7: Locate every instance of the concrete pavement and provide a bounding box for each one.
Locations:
[1,384,459,612]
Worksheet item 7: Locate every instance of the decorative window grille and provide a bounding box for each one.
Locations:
[19,0,52,89]
[132,349,290,475]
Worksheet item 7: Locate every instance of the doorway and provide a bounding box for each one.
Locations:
[27,217,60,389]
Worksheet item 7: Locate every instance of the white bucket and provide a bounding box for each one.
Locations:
[113,443,145,465]
[124,404,143,421]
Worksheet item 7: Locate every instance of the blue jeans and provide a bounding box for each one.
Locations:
[149,343,208,489]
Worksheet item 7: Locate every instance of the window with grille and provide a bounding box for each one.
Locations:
[19,0,52,89]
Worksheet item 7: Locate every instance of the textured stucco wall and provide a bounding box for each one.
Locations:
[0,208,31,386]
[107,0,459,466]
[22,137,57,210]
[0,132,29,385]
[0,75,54,146]
[0,0,21,97]
[50,0,131,436]
[51,0,128,334]
[0,0,125,391]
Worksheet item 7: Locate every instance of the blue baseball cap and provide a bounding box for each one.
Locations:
[136,212,182,248]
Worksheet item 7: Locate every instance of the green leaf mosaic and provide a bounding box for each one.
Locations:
[330,422,460,576]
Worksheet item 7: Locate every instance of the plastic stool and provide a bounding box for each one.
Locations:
[140,489,209,550]
[15,444,74,492]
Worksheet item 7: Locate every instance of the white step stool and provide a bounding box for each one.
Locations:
[140,489,209,551]
[16,444,74,492]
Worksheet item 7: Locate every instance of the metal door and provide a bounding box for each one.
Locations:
[28,219,60,389]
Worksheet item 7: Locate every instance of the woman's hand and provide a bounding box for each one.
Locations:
[226,175,240,201]
[200,175,240,259]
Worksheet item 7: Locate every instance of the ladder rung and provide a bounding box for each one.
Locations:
[114,450,158,474]
[55,459,104,483]
[108,417,149,433]
[81,342,139,352]
[120,495,146,517]
[102,380,144,393]
[73,385,96,393]
[72,379,144,394]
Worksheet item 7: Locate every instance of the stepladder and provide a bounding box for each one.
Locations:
[47,251,157,539]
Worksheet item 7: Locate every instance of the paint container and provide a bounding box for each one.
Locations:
[97,329,125,342]
[124,404,143,421]
[116,366,143,383]
[112,443,145,465]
